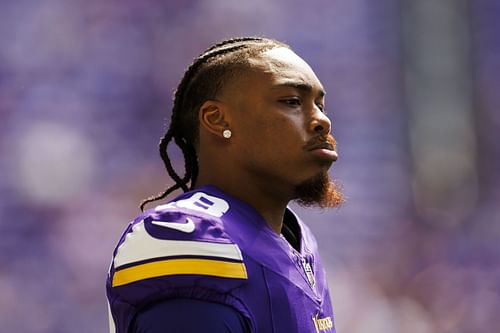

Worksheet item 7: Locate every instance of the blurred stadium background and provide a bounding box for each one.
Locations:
[1,0,499,331]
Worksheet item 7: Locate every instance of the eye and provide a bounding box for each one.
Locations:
[280,97,302,107]
[316,103,326,113]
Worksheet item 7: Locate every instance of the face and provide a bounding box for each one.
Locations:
[221,47,342,205]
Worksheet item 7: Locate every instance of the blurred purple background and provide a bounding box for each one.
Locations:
[1,0,499,332]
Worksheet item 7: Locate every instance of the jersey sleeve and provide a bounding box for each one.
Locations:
[131,298,251,333]
[107,201,250,332]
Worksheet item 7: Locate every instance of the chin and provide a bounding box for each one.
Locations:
[293,171,344,208]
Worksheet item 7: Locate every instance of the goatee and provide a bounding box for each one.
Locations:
[293,171,344,208]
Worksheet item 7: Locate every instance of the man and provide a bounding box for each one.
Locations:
[106,37,343,333]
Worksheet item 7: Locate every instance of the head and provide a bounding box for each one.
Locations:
[140,37,343,210]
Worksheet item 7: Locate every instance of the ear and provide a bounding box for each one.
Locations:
[199,100,230,138]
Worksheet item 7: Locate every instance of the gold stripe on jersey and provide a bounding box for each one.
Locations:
[112,258,248,287]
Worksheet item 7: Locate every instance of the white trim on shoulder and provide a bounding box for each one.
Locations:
[113,221,243,269]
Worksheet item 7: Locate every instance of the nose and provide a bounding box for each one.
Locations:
[310,109,331,136]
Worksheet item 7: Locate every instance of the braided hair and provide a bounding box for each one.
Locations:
[140,37,289,211]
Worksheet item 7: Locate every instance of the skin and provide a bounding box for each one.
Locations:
[196,47,337,233]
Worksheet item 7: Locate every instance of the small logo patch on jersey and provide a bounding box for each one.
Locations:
[151,217,195,233]
[312,313,333,332]
[302,258,316,287]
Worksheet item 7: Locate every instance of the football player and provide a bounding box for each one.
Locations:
[107,37,343,333]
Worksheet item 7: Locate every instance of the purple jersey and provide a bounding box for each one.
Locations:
[106,185,335,333]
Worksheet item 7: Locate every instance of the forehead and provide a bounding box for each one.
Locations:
[247,47,324,91]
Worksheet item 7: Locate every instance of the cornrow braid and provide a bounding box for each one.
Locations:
[140,37,289,211]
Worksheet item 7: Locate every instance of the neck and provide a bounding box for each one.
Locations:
[196,171,292,234]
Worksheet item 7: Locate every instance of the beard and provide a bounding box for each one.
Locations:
[293,171,344,208]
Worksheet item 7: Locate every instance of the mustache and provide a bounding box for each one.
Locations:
[303,135,337,151]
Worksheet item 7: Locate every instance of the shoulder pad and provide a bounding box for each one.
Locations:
[111,206,246,289]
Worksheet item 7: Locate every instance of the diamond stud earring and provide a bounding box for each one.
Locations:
[223,129,232,139]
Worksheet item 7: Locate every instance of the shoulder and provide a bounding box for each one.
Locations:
[108,190,248,303]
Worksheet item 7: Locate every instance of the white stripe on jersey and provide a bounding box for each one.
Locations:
[114,221,243,269]
[108,300,116,333]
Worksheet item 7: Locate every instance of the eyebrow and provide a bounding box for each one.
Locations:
[272,81,326,97]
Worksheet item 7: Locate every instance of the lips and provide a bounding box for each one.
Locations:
[306,142,335,151]
[304,138,338,161]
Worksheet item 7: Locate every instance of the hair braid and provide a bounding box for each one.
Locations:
[140,37,288,211]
